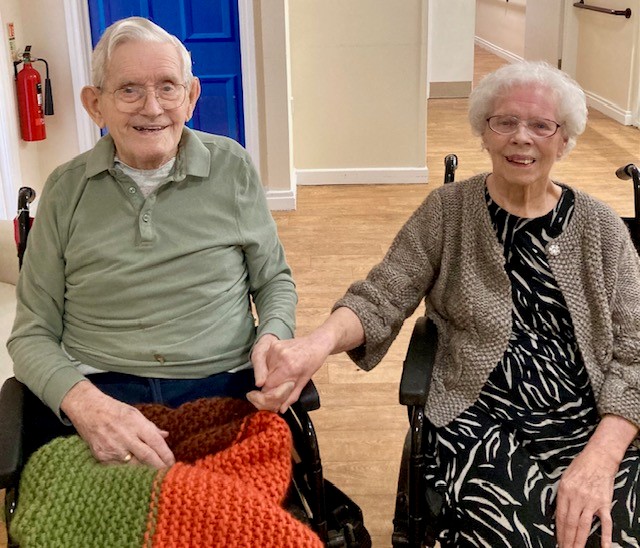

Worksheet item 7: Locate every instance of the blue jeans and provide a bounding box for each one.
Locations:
[23,368,257,458]
[88,368,257,407]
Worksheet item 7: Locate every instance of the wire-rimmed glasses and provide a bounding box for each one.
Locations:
[487,115,562,138]
[102,82,188,113]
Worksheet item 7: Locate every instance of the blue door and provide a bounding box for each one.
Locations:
[87,0,245,145]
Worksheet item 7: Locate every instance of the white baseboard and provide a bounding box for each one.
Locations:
[266,188,296,210]
[295,167,429,186]
[586,91,634,126]
[474,37,523,64]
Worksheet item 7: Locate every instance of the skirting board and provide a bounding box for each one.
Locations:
[296,167,429,186]
[266,188,296,211]
[586,91,634,126]
[474,37,523,64]
[430,81,472,99]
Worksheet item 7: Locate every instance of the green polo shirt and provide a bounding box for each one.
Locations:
[8,128,297,416]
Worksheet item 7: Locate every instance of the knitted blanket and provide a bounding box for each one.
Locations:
[10,398,323,547]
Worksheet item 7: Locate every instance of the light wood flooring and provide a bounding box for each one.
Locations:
[1,47,638,548]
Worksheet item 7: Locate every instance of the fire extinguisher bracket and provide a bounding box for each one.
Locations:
[14,45,54,142]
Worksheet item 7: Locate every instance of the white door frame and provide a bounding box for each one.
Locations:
[0,11,21,219]
[62,0,261,173]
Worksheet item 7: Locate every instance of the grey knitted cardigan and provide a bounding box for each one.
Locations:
[335,174,640,430]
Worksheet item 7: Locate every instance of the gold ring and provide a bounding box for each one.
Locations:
[123,452,133,463]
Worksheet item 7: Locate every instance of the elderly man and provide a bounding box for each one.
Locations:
[7,17,296,469]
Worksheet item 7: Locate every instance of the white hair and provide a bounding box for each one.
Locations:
[468,60,588,155]
[91,17,193,89]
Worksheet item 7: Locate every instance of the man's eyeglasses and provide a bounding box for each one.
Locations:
[486,115,562,138]
[101,83,187,113]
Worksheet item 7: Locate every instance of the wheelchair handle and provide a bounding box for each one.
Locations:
[443,154,458,184]
[17,186,36,270]
[616,164,640,221]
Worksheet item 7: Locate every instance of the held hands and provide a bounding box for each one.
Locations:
[60,380,175,469]
[247,308,365,413]
[247,333,331,413]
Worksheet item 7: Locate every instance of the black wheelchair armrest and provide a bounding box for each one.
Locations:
[298,379,320,412]
[0,377,25,488]
[399,316,438,407]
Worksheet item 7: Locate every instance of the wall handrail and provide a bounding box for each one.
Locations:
[573,1,632,18]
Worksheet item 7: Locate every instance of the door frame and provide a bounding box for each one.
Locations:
[62,0,261,172]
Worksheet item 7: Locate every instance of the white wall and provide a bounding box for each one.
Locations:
[428,0,476,98]
[2,0,82,197]
[475,0,525,62]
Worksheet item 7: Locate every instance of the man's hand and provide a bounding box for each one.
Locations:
[61,381,175,469]
[249,334,296,412]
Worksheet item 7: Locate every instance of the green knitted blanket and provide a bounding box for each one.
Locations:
[10,398,322,547]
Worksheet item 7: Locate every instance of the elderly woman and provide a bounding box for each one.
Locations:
[249,61,640,547]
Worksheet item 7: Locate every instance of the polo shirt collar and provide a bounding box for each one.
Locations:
[84,126,211,180]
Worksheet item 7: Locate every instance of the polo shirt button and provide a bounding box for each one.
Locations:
[548,243,560,256]
[128,187,136,194]
[142,213,150,222]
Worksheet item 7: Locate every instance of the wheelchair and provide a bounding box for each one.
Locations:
[391,156,640,547]
[0,187,371,548]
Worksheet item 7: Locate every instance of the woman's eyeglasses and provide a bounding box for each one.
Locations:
[487,115,562,138]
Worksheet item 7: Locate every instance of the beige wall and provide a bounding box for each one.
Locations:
[289,0,428,174]
[475,0,525,60]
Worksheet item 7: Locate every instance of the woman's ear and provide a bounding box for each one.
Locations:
[556,135,569,159]
[80,86,106,128]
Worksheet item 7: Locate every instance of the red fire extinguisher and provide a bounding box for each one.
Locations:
[14,46,54,142]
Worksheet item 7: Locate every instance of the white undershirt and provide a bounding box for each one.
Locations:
[114,156,176,198]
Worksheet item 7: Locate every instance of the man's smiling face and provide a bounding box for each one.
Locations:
[84,40,200,169]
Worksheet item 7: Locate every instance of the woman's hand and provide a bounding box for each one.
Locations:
[555,443,616,547]
[555,414,638,548]
[61,381,175,469]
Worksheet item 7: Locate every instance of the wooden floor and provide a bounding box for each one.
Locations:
[1,48,638,548]
[272,47,640,547]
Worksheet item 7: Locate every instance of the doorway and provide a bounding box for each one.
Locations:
[63,0,261,165]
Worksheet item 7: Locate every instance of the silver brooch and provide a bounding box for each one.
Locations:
[548,243,560,256]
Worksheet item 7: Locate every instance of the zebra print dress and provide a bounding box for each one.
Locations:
[430,187,640,547]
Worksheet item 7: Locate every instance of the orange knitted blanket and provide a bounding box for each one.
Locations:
[11,398,323,548]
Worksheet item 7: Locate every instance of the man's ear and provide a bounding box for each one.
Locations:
[80,86,106,128]
[185,77,201,122]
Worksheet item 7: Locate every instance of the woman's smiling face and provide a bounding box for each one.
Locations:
[482,84,568,190]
